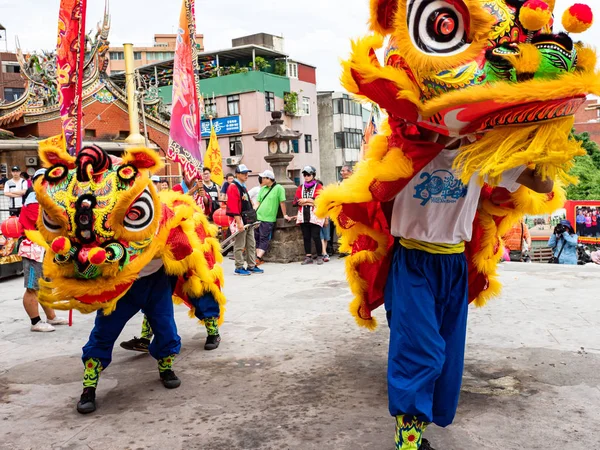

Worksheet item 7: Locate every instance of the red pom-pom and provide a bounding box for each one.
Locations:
[88,247,107,265]
[51,236,71,255]
[525,0,550,11]
[569,3,593,24]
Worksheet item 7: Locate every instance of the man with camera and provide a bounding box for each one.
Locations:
[547,220,578,265]
[226,165,263,276]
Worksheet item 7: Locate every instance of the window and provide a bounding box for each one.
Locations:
[305,135,313,153]
[332,97,362,116]
[119,130,129,139]
[134,52,142,60]
[227,95,239,116]
[302,97,310,115]
[229,136,243,156]
[3,87,24,101]
[287,62,298,78]
[84,129,96,138]
[291,139,299,154]
[110,51,124,60]
[334,129,362,149]
[265,91,275,112]
[2,64,20,73]
[204,97,217,117]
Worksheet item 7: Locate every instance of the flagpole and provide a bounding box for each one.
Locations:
[75,0,87,154]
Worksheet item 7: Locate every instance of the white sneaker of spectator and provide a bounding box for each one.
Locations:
[31,321,56,332]
[47,317,69,325]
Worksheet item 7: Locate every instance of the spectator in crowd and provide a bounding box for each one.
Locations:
[202,167,221,219]
[151,175,161,191]
[547,219,578,265]
[21,172,32,189]
[255,170,289,265]
[585,211,592,236]
[0,173,8,188]
[4,166,28,216]
[576,209,585,236]
[227,165,263,276]
[340,165,353,181]
[18,168,68,331]
[503,219,532,262]
[294,166,325,265]
[160,179,170,191]
[248,176,264,209]
[173,172,211,215]
[220,173,235,200]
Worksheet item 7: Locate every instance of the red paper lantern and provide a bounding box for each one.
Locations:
[212,205,231,228]
[1,217,24,239]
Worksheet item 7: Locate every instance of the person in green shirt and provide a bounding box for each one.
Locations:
[255,170,290,265]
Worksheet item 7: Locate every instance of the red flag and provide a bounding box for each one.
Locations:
[56,0,87,155]
[167,0,203,179]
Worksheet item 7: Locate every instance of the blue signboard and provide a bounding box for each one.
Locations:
[200,115,242,137]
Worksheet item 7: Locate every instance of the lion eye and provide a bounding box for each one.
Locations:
[408,0,470,55]
[123,190,154,232]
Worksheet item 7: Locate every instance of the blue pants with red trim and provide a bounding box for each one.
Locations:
[384,245,469,427]
[82,267,181,369]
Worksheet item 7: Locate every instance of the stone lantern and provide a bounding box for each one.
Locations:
[254,111,303,263]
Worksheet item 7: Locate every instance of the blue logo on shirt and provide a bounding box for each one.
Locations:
[413,170,468,206]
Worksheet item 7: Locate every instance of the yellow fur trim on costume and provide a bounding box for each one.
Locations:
[38,142,76,168]
[498,44,541,75]
[453,117,584,187]
[390,0,495,75]
[341,35,421,104]
[368,0,394,35]
[519,4,552,31]
[575,44,597,73]
[121,147,163,172]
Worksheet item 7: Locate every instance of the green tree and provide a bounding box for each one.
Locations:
[567,130,600,199]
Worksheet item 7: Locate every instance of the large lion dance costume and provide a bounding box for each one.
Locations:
[316,1,598,448]
[28,144,225,414]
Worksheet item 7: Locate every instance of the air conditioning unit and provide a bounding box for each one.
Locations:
[25,156,38,166]
[225,156,241,166]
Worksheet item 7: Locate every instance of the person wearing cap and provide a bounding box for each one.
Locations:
[151,175,161,191]
[4,166,28,217]
[547,219,578,265]
[226,165,263,276]
[18,168,68,332]
[255,169,290,265]
[173,171,212,216]
[293,165,325,265]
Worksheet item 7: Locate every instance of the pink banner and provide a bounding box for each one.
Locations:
[56,0,87,155]
[167,0,203,179]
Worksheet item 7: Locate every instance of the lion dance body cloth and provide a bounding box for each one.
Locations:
[315,1,598,448]
[29,144,226,413]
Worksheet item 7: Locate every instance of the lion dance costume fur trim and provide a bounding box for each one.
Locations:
[315,0,599,330]
[29,144,226,323]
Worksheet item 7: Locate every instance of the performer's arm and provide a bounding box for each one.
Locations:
[516,168,554,194]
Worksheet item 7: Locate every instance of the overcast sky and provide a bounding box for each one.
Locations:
[1,0,599,91]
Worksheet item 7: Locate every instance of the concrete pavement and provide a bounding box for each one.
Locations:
[0,259,599,449]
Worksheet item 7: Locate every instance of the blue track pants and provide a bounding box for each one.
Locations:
[82,267,181,369]
[384,245,468,426]
[190,292,220,320]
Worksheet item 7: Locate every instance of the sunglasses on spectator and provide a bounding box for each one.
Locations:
[302,173,313,177]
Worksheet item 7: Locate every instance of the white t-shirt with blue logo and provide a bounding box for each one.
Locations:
[390,149,525,244]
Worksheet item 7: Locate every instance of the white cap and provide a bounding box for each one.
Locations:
[236,164,252,174]
[258,169,275,180]
[151,175,160,182]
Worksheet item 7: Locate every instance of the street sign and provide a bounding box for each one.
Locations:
[201,115,242,137]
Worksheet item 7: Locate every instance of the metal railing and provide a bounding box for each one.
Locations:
[0,193,11,222]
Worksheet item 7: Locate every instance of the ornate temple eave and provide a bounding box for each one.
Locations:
[0,139,158,152]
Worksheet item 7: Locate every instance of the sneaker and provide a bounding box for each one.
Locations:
[160,370,181,389]
[234,268,251,276]
[248,266,264,274]
[77,387,96,414]
[47,317,69,325]
[31,321,55,332]
[322,254,330,262]
[204,334,221,351]
[421,438,436,450]
[301,256,313,265]
[316,256,324,265]
[120,337,150,353]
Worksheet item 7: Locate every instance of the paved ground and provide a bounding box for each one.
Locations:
[0,258,599,450]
